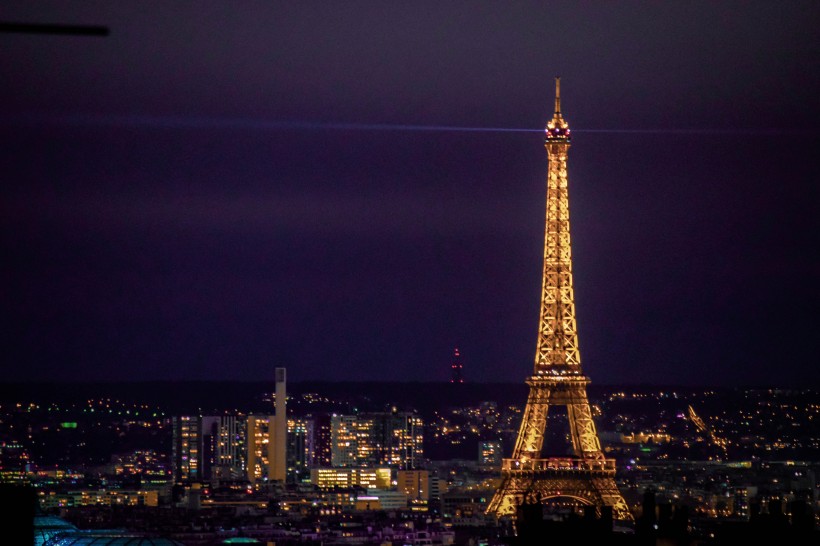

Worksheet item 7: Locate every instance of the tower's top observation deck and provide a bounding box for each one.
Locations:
[545,77,570,142]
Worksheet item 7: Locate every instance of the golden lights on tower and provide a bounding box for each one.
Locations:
[487,79,631,521]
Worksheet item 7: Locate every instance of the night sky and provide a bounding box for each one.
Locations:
[1,3,818,385]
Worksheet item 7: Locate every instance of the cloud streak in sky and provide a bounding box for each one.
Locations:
[4,113,805,136]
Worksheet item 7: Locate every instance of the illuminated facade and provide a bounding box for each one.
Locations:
[397,469,430,501]
[487,79,631,520]
[246,415,275,483]
[173,414,247,483]
[310,467,391,489]
[379,412,424,469]
[330,412,423,469]
[330,415,359,467]
[287,417,310,483]
[478,441,502,468]
[308,413,333,467]
[202,415,246,481]
[171,416,201,482]
[39,489,158,509]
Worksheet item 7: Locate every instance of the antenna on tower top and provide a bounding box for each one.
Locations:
[545,76,569,139]
[450,347,464,383]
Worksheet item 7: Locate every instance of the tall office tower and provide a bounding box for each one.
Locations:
[287,418,310,483]
[246,415,274,483]
[380,411,424,469]
[450,347,464,383]
[487,79,631,520]
[308,413,333,467]
[330,415,360,467]
[171,416,201,482]
[247,417,308,484]
[201,415,246,481]
[330,411,424,468]
[272,368,287,482]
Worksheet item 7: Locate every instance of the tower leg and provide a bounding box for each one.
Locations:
[512,385,551,458]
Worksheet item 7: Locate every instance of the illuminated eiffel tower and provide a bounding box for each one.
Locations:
[487,78,632,521]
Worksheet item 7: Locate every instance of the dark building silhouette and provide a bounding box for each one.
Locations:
[0,484,35,546]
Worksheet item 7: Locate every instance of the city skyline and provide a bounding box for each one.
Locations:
[2,3,818,386]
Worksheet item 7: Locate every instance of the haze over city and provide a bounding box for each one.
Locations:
[2,2,818,386]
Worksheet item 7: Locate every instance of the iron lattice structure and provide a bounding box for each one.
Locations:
[487,79,632,521]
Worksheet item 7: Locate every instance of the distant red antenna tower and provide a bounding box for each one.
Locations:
[450,347,464,383]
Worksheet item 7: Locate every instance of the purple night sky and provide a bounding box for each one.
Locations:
[1,2,818,385]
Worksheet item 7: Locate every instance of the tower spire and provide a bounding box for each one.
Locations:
[546,76,569,140]
[450,347,464,383]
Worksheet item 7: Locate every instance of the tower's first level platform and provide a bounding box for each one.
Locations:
[488,457,633,521]
[502,457,615,475]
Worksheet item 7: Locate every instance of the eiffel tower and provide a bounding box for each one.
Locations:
[487,78,632,521]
